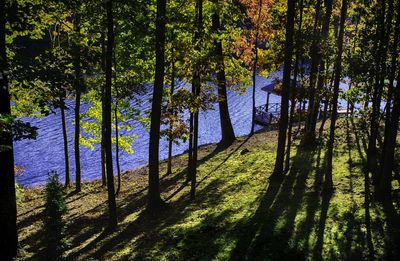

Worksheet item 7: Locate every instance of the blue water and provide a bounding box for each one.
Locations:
[14,74,350,187]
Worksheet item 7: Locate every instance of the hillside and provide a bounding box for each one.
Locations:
[17,119,400,260]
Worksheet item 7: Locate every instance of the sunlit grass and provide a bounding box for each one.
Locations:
[18,119,400,260]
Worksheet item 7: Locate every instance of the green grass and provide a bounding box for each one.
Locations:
[18,119,400,260]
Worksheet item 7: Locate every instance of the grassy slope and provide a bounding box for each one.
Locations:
[18,119,400,260]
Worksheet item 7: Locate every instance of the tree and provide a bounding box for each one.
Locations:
[325,0,348,193]
[148,0,167,212]
[212,2,236,150]
[189,0,203,200]
[0,0,18,258]
[249,0,267,135]
[367,0,391,187]
[60,97,71,187]
[73,7,83,193]
[285,0,304,171]
[105,0,117,229]
[271,0,295,179]
[377,0,400,199]
[43,171,68,260]
[303,0,322,145]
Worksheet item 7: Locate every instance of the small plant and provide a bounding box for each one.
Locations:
[43,171,67,260]
[15,183,24,206]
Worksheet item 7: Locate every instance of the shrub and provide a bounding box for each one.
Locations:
[15,183,24,206]
[42,171,67,260]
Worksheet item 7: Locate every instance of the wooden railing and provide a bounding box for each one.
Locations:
[255,103,281,126]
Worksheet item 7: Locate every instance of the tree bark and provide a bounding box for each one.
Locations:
[167,35,176,176]
[378,0,400,199]
[285,0,304,171]
[250,0,263,135]
[212,9,236,149]
[367,0,389,187]
[310,0,333,140]
[148,0,167,212]
[114,54,121,196]
[60,99,70,187]
[325,0,347,193]
[73,12,82,193]
[0,0,18,257]
[303,0,322,145]
[101,31,107,187]
[189,0,203,200]
[272,0,296,178]
[105,0,117,229]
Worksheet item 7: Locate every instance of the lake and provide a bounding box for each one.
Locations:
[14,74,349,187]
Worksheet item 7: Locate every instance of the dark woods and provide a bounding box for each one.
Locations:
[1,0,400,259]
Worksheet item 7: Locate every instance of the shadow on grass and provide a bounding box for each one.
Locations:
[228,146,319,260]
[19,126,400,260]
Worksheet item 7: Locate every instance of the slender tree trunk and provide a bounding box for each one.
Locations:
[0,0,18,256]
[272,0,296,178]
[318,97,329,138]
[285,0,304,171]
[368,0,389,187]
[60,99,70,187]
[105,0,117,229]
[115,99,121,195]
[378,1,400,199]
[189,0,203,200]
[101,31,107,187]
[325,0,347,193]
[148,0,167,212]
[212,9,236,149]
[310,0,333,138]
[187,112,194,183]
[114,54,121,196]
[304,0,322,145]
[250,0,263,135]
[167,36,176,176]
[73,11,82,193]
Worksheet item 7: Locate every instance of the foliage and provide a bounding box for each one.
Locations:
[15,183,25,206]
[0,114,38,152]
[42,171,68,260]
[79,89,139,154]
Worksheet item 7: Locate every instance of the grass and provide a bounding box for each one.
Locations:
[17,119,400,260]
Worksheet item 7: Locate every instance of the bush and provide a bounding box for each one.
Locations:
[42,171,67,260]
[15,183,24,206]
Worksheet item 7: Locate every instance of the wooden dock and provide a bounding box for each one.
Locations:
[255,103,281,126]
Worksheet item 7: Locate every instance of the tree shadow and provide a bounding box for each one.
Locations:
[381,200,400,259]
[229,147,318,260]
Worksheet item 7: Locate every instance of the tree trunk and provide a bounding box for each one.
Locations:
[0,0,18,257]
[285,0,304,172]
[73,11,82,193]
[325,0,347,193]
[310,0,333,139]
[318,97,329,138]
[167,37,176,176]
[115,99,121,196]
[250,0,263,135]
[212,10,236,150]
[114,53,121,196]
[187,112,194,183]
[378,0,400,199]
[148,0,167,212]
[368,0,389,187]
[189,0,203,200]
[303,0,322,145]
[101,31,107,187]
[60,99,70,187]
[105,0,117,229]
[272,0,296,178]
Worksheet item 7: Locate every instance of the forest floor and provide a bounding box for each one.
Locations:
[17,118,400,260]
